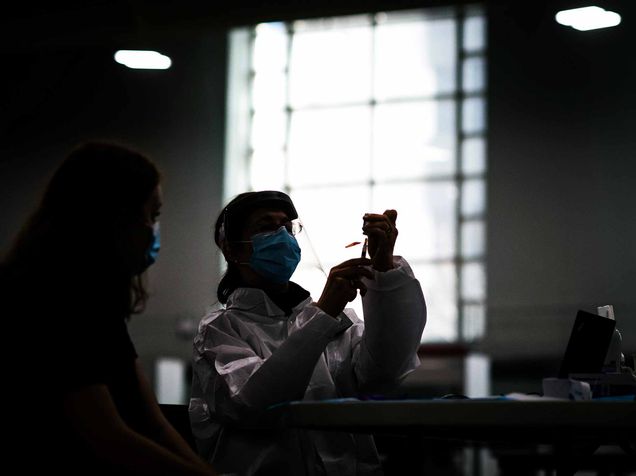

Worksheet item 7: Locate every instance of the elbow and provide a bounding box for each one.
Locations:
[236,387,304,414]
[224,389,297,427]
[355,359,413,396]
[356,372,404,396]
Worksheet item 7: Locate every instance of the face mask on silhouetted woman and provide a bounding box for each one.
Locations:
[248,226,301,283]
[144,222,161,270]
[131,221,160,275]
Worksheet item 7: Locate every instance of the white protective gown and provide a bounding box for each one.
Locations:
[189,257,426,476]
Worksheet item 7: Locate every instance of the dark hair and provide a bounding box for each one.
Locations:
[214,191,298,303]
[3,141,160,317]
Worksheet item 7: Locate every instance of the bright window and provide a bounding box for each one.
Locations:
[224,5,487,343]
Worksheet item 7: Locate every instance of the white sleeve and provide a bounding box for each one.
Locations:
[354,256,426,392]
[195,306,352,412]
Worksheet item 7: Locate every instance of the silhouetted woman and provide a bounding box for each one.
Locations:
[1,142,217,476]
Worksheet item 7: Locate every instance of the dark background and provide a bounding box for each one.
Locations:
[2,0,635,396]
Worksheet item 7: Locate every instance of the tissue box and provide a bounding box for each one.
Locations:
[542,378,592,400]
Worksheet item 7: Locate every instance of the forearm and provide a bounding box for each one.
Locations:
[91,425,216,476]
[237,309,347,409]
[63,383,216,476]
[148,420,202,465]
[133,361,203,465]
[358,258,426,384]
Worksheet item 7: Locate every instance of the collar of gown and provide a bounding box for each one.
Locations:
[225,282,311,320]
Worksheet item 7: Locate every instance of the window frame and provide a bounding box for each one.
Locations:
[224,4,487,343]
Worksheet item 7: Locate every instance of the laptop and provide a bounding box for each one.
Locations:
[558,309,616,378]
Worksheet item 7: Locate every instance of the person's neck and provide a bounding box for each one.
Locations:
[259,280,290,295]
[239,268,289,294]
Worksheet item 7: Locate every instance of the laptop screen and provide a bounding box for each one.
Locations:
[558,309,616,378]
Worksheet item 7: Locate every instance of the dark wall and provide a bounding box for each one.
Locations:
[1,1,635,394]
[1,30,228,374]
[486,2,636,376]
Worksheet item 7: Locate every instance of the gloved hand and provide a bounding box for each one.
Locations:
[362,209,398,272]
[316,258,373,318]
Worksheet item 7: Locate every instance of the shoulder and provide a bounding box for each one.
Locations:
[194,308,242,349]
[198,307,230,332]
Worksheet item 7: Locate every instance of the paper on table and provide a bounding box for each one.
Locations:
[504,392,566,401]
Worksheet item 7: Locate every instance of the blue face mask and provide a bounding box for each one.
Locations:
[249,226,301,283]
[144,222,161,269]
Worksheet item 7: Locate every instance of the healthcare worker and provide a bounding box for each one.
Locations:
[189,191,426,475]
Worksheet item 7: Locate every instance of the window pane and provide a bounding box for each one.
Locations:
[461,262,485,300]
[252,71,287,112]
[462,97,486,134]
[375,16,456,99]
[289,18,372,107]
[462,303,485,341]
[289,175,373,319]
[249,150,286,191]
[155,358,186,404]
[461,178,485,216]
[462,57,485,93]
[373,100,456,180]
[291,185,370,271]
[251,110,286,150]
[461,220,485,258]
[291,264,328,303]
[462,137,486,175]
[253,22,288,72]
[463,15,486,53]
[288,106,371,186]
[412,262,457,342]
[372,182,457,261]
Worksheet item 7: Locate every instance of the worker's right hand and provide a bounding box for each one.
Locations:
[316,258,373,318]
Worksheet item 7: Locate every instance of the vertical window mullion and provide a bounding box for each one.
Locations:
[369,14,377,207]
[283,23,293,195]
[247,29,257,192]
[455,4,466,342]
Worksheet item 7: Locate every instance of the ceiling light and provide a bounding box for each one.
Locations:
[555,6,621,31]
[114,50,172,70]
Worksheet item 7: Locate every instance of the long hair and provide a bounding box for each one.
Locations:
[214,194,249,304]
[2,142,160,317]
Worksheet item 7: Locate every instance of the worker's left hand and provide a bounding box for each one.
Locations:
[316,258,374,317]
[362,209,397,272]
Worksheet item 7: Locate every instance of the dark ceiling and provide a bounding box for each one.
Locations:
[2,0,556,51]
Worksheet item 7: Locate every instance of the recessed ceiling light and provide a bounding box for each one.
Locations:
[114,50,172,70]
[555,6,621,31]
